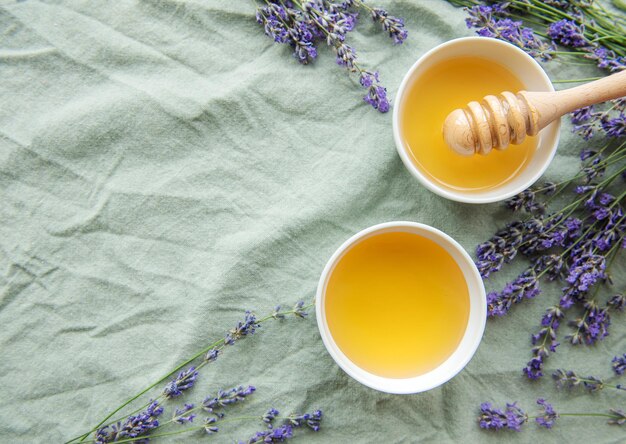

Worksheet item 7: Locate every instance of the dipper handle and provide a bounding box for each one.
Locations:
[443,70,626,156]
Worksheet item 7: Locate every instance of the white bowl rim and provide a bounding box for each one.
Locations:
[392,36,561,204]
[315,221,487,394]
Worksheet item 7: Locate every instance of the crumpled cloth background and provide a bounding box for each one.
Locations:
[1,0,625,442]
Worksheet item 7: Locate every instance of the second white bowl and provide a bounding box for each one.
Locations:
[315,221,486,394]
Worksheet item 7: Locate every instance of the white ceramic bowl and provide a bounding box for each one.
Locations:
[315,221,486,394]
[392,37,560,204]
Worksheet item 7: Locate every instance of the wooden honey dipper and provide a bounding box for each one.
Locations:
[443,70,626,156]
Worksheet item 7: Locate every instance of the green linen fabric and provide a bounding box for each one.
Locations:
[1,1,624,442]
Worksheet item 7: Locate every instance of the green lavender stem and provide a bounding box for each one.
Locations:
[529,412,623,419]
[553,77,603,84]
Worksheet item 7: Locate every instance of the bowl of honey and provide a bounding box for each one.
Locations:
[315,222,486,394]
[393,37,560,203]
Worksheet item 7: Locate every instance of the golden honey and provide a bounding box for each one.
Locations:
[401,56,537,191]
[325,231,470,378]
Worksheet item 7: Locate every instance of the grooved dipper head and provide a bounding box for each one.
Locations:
[442,108,476,156]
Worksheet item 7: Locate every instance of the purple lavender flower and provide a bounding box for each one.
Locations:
[583,156,607,184]
[360,70,390,113]
[202,385,256,413]
[242,409,322,443]
[571,99,626,139]
[292,300,309,318]
[523,357,545,380]
[562,254,606,305]
[505,188,547,214]
[475,221,524,278]
[524,305,564,380]
[163,366,199,398]
[205,348,220,362]
[287,409,323,431]
[478,402,528,431]
[243,425,294,443]
[256,7,289,43]
[478,402,506,430]
[95,400,163,444]
[584,46,626,72]
[601,113,626,138]
[536,399,559,429]
[226,311,260,345]
[504,403,527,432]
[547,19,587,48]
[173,403,196,424]
[613,354,626,376]
[608,293,626,311]
[487,268,540,317]
[204,416,219,435]
[534,254,565,281]
[263,408,280,426]
[465,4,508,29]
[516,217,548,256]
[289,22,318,64]
[572,106,594,125]
[609,409,626,425]
[335,41,357,69]
[553,369,605,391]
[567,299,611,345]
[370,7,408,44]
[272,305,286,320]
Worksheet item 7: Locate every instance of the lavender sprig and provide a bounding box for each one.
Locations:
[173,403,196,425]
[479,399,626,431]
[163,367,199,398]
[553,368,626,392]
[203,385,257,413]
[254,0,406,112]
[369,7,408,44]
[536,398,559,429]
[613,354,626,376]
[524,305,563,380]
